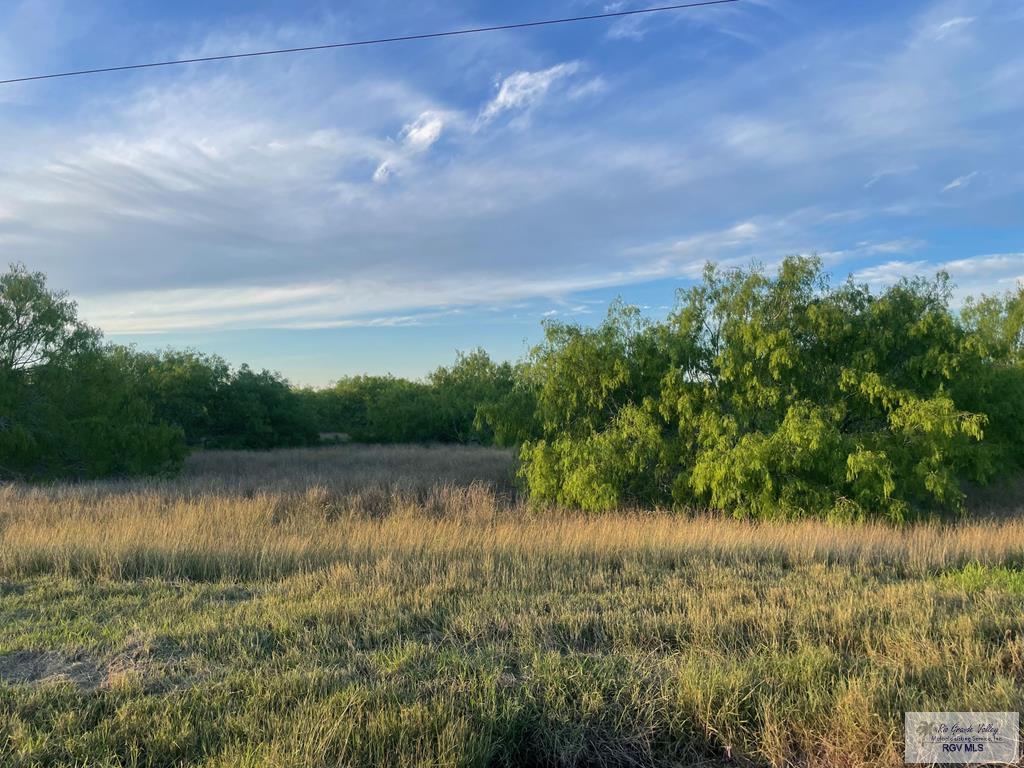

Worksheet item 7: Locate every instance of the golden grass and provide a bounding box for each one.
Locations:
[1,445,1023,767]
[2,445,1024,581]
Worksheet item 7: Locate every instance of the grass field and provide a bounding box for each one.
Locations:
[2,445,1024,767]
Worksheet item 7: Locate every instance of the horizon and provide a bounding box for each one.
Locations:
[2,0,1022,385]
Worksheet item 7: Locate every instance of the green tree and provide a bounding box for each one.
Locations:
[120,349,230,445]
[122,349,319,450]
[314,375,409,442]
[0,265,185,480]
[25,348,186,478]
[955,287,1024,479]
[497,257,1019,520]
[0,263,97,372]
[208,365,318,450]
[312,357,521,446]
[429,349,518,443]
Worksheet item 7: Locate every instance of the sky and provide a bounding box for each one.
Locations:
[0,0,1022,385]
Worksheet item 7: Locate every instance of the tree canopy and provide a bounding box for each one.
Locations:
[490,257,1024,521]
[0,265,184,480]
[0,264,96,373]
[0,264,320,479]
[302,349,518,445]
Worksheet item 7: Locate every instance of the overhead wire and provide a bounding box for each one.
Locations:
[0,1,739,86]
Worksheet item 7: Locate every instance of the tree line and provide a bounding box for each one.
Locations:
[2,259,1023,520]
[0,264,517,480]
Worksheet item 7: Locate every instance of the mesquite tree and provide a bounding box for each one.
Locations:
[493,256,1024,520]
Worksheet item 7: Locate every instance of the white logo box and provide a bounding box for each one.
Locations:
[906,712,1019,764]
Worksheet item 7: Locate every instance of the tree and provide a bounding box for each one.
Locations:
[0,263,96,374]
[310,358,520,446]
[429,349,518,443]
[0,265,185,480]
[494,257,1022,520]
[208,365,318,449]
[120,349,320,450]
[23,347,186,478]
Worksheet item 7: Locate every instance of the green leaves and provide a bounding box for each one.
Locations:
[512,256,1024,520]
[0,266,186,480]
[520,403,668,511]
[0,262,98,374]
[5,256,1023,507]
[306,350,522,446]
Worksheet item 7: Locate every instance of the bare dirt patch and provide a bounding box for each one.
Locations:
[103,632,184,690]
[0,580,26,596]
[0,638,203,692]
[0,650,102,690]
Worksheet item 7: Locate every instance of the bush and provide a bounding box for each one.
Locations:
[0,265,185,480]
[494,257,1024,520]
[25,349,187,478]
[309,350,518,445]
[0,264,320,480]
[126,350,319,450]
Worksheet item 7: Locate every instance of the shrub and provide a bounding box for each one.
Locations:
[495,257,1024,520]
[124,350,319,450]
[0,264,185,480]
[310,350,518,445]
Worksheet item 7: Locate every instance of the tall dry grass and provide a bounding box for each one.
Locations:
[2,444,1024,581]
[3,445,1024,768]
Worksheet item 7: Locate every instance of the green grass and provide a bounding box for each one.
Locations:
[1,445,1024,767]
[939,562,1024,595]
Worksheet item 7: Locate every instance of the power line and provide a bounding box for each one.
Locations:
[0,1,738,86]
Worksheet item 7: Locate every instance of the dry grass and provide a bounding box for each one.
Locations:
[1,445,1023,767]
[3,445,1023,581]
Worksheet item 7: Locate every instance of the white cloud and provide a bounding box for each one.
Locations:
[942,171,978,192]
[600,0,752,42]
[400,111,445,152]
[625,210,934,285]
[606,14,650,41]
[853,253,1024,304]
[729,221,761,240]
[859,238,927,255]
[371,110,452,183]
[931,16,975,40]
[67,205,924,334]
[372,161,393,184]
[479,62,581,122]
[623,215,807,279]
[78,269,646,334]
[853,260,929,286]
[1,0,1022,345]
[568,77,608,101]
[864,165,918,189]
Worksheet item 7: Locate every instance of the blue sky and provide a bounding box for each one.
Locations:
[1,0,1021,385]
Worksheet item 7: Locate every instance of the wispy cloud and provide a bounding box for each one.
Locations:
[864,165,918,189]
[858,238,928,255]
[373,110,453,183]
[78,268,653,333]
[854,252,1024,304]
[478,62,581,122]
[930,16,975,40]
[942,171,979,192]
[606,13,650,41]
[56,197,913,334]
[400,111,446,152]
[568,77,608,101]
[0,0,1020,347]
